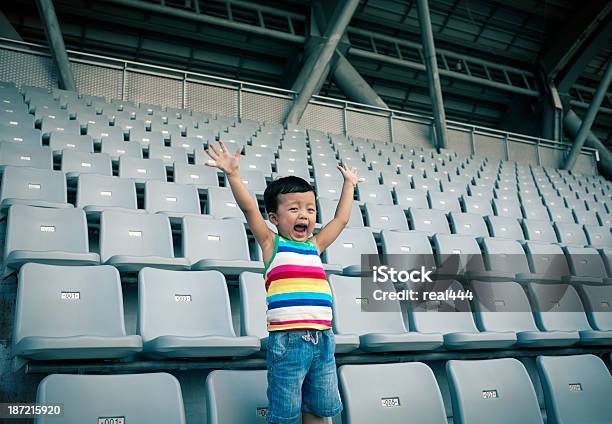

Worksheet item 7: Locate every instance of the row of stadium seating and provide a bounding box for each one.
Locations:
[34,354,612,423]
[12,264,612,360]
[3,204,611,283]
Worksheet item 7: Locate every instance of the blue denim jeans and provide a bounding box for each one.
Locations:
[266,329,343,424]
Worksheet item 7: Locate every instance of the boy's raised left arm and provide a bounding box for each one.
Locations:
[313,163,360,254]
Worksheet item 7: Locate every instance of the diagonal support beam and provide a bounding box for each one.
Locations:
[416,0,448,149]
[36,0,76,91]
[563,59,612,171]
[565,110,612,178]
[285,0,359,126]
[331,53,388,109]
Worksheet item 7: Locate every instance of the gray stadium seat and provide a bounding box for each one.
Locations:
[138,268,259,358]
[0,124,41,146]
[448,212,489,238]
[182,216,263,275]
[479,237,537,282]
[173,163,220,189]
[315,176,343,201]
[144,180,201,218]
[0,143,53,170]
[101,138,144,161]
[428,191,461,213]
[41,117,80,136]
[230,169,267,195]
[329,275,443,352]
[118,156,166,184]
[553,221,588,246]
[170,135,203,154]
[528,283,612,345]
[129,127,164,147]
[149,143,188,167]
[48,132,93,154]
[338,363,447,424]
[364,203,409,231]
[100,210,189,272]
[61,150,112,178]
[408,208,451,235]
[521,203,550,221]
[447,358,544,424]
[471,280,579,347]
[0,166,72,213]
[323,227,377,276]
[13,263,142,359]
[406,280,516,349]
[537,355,612,424]
[579,284,612,332]
[358,183,393,205]
[206,186,257,221]
[521,219,558,243]
[205,370,269,424]
[432,233,486,278]
[485,215,524,240]
[547,206,574,223]
[3,205,100,276]
[394,187,428,210]
[573,208,600,226]
[584,225,612,248]
[562,246,608,284]
[36,373,186,424]
[462,196,494,218]
[522,241,570,282]
[318,197,364,228]
[77,174,139,215]
[493,197,523,219]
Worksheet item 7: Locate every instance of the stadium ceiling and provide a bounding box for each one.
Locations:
[3,0,611,145]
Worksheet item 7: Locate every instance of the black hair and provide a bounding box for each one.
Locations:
[263,176,316,214]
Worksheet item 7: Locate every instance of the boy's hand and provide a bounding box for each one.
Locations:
[205,141,242,176]
[337,163,361,186]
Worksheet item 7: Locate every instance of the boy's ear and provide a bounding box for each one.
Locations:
[268,212,278,225]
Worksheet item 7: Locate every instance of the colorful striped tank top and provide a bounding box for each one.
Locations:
[264,234,333,331]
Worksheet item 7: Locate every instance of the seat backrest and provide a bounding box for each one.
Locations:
[49,133,93,153]
[149,144,188,166]
[408,208,450,234]
[206,186,255,221]
[527,283,591,332]
[205,369,269,424]
[449,212,489,237]
[428,191,461,213]
[62,150,112,176]
[144,181,200,215]
[238,272,268,340]
[138,268,235,341]
[447,358,543,424]
[182,216,251,263]
[234,169,267,193]
[462,195,493,216]
[547,206,574,223]
[36,373,186,424]
[521,219,557,243]
[119,156,166,182]
[14,263,128,343]
[0,143,53,170]
[471,280,539,332]
[394,188,428,210]
[481,237,531,274]
[579,284,612,331]
[173,163,219,188]
[323,227,377,267]
[485,216,524,240]
[537,355,612,424]
[100,210,174,262]
[563,246,608,278]
[0,123,41,146]
[329,275,408,336]
[523,241,569,277]
[364,203,409,230]
[358,183,393,205]
[5,205,90,262]
[318,197,363,227]
[77,174,137,210]
[432,234,485,274]
[0,166,67,205]
[583,225,612,248]
[554,222,587,246]
[338,362,447,424]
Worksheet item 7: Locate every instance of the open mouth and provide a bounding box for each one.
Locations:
[293,224,308,235]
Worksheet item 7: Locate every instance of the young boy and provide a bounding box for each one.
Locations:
[206,141,359,424]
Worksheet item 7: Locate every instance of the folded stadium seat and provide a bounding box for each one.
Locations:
[546,206,574,224]
[234,154,273,174]
[13,263,142,359]
[251,135,281,150]
[448,212,489,238]
[101,138,143,163]
[138,268,259,358]
[33,108,69,127]
[100,210,189,272]
[573,208,600,226]
[3,205,100,276]
[0,123,41,146]
[330,275,443,351]
[380,170,409,188]
[428,191,461,213]
[432,234,487,279]
[471,280,579,347]
[86,122,123,145]
[149,123,183,141]
[0,143,53,171]
[597,210,612,227]
[114,117,146,137]
[447,358,544,424]
[363,203,409,231]
[394,187,428,210]
[230,169,267,195]
[48,132,93,155]
[76,174,140,216]
[408,207,451,235]
[579,284,612,334]
[522,241,571,283]
[242,144,276,162]
[144,180,201,218]
[338,363,447,424]
[0,166,73,215]
[478,237,537,282]
[129,127,164,148]
[492,197,523,219]
[528,283,612,344]
[172,163,218,190]
[187,124,217,140]
[521,203,550,221]
[357,183,393,205]
[318,197,363,228]
[520,219,558,243]
[564,194,587,211]
[206,186,257,221]
[278,144,308,158]
[485,215,524,240]
[182,216,264,275]
[169,135,202,154]
[118,156,166,184]
[323,227,378,276]
[205,370,270,424]
[412,175,441,192]
[461,195,494,216]
[494,189,520,202]
[440,180,468,196]
[61,149,112,179]
[149,143,189,168]
[314,176,343,201]
[553,221,588,246]
[379,230,437,279]
[537,355,612,424]
[583,224,612,248]
[562,246,608,284]
[351,168,380,185]
[406,279,516,349]
[36,373,185,424]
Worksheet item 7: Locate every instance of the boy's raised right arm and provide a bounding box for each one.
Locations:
[205,141,275,255]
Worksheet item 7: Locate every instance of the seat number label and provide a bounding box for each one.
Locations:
[175,294,192,303]
[61,291,80,300]
[482,390,498,399]
[568,383,582,392]
[381,397,400,407]
[98,417,124,424]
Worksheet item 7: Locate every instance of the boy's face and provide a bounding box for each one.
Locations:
[269,191,317,242]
